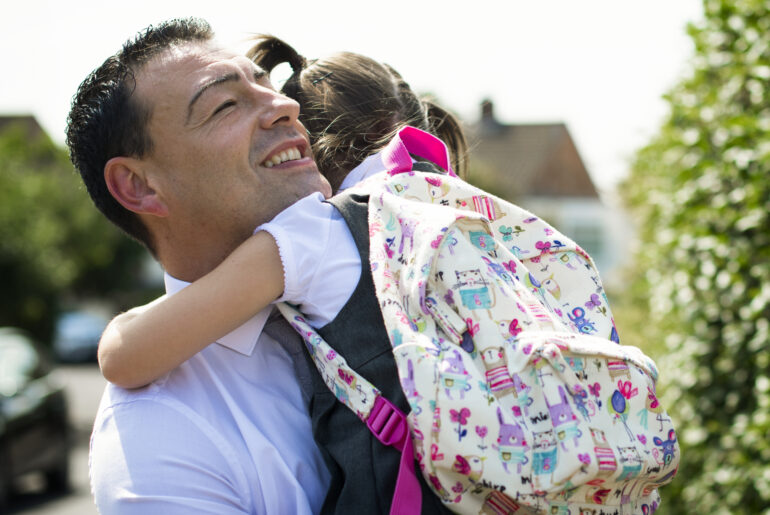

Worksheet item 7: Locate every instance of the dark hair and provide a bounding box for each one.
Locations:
[65,18,214,253]
[247,36,468,192]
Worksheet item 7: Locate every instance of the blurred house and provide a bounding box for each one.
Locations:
[466,100,628,284]
[0,115,47,140]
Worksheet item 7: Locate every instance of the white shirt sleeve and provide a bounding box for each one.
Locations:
[257,192,360,328]
[90,393,253,514]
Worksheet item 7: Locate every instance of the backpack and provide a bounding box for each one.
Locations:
[277,127,679,514]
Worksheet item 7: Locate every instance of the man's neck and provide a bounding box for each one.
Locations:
[157,239,235,283]
[149,217,250,282]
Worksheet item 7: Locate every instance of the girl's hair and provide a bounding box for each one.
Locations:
[247,36,468,191]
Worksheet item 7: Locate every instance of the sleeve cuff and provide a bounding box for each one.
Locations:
[255,222,298,304]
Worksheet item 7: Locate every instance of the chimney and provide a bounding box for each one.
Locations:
[481,99,495,121]
[479,98,503,135]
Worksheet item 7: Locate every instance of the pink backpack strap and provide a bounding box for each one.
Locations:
[381,126,457,177]
[367,395,422,515]
[277,303,422,514]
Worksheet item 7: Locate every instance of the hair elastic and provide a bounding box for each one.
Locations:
[312,71,334,84]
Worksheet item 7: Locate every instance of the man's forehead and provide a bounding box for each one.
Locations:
[138,41,246,85]
[134,41,257,109]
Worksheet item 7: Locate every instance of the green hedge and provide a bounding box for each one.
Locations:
[622,1,770,512]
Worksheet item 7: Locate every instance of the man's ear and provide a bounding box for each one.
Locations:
[104,157,168,217]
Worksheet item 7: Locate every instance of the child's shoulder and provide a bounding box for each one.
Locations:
[262,192,334,229]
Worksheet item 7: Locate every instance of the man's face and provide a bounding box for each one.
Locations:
[134,41,331,259]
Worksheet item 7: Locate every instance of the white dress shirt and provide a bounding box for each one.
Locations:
[90,274,330,514]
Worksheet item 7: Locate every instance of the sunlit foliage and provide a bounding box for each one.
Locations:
[622,1,770,512]
[0,122,152,343]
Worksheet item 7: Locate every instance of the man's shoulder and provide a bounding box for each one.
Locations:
[91,370,251,480]
[94,354,227,424]
[90,381,253,513]
[96,379,182,416]
[93,378,218,448]
[93,354,223,441]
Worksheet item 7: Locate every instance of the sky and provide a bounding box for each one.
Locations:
[0,0,703,194]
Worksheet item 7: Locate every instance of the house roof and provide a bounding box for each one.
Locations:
[466,101,599,200]
[0,115,46,140]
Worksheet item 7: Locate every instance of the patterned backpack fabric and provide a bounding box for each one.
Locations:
[278,128,679,514]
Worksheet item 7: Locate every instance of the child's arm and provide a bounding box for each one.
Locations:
[98,231,284,389]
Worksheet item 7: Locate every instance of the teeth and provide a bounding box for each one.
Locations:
[263,147,302,168]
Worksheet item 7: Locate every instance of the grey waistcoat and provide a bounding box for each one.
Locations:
[305,189,451,514]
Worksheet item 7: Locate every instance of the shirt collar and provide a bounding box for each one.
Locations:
[164,272,270,356]
[338,150,424,192]
[338,153,386,191]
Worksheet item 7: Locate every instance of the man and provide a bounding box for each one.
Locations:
[66,18,331,513]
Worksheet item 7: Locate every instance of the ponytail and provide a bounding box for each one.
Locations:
[424,100,468,179]
[385,63,468,178]
[246,35,306,75]
[245,37,468,188]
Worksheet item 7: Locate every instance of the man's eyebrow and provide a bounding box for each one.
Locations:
[253,68,267,81]
[185,68,269,124]
[186,72,239,123]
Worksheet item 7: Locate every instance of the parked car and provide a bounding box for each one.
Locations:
[53,310,109,363]
[0,327,71,510]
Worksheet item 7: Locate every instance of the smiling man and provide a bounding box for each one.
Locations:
[66,18,330,513]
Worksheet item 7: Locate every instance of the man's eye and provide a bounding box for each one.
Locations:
[213,101,235,115]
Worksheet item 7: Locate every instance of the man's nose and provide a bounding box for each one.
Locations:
[255,88,300,129]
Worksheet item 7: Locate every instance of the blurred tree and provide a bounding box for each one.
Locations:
[0,121,155,344]
[622,0,770,512]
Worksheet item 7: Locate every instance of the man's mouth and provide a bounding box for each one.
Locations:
[262,146,303,168]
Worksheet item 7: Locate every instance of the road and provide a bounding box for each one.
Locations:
[6,364,105,515]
